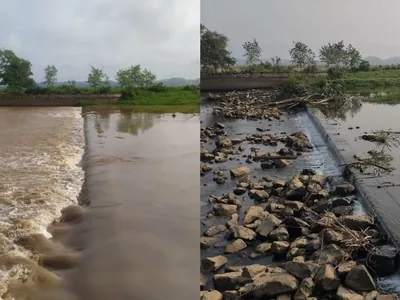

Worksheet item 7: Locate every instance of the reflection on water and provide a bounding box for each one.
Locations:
[68,108,199,300]
[317,98,363,121]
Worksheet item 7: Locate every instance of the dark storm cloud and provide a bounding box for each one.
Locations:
[0,0,199,81]
[201,0,400,60]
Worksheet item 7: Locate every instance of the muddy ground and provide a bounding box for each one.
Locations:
[200,91,399,300]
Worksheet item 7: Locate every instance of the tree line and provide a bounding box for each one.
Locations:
[0,48,166,94]
[200,24,371,73]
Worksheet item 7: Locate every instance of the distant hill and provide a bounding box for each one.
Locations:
[36,77,200,88]
[363,56,400,65]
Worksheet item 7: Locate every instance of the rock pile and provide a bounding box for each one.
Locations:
[208,90,283,120]
[201,170,398,299]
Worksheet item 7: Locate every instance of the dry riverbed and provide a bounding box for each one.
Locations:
[200,91,399,300]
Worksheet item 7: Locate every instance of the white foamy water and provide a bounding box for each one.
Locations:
[0,107,84,297]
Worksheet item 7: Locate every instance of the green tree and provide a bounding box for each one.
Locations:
[319,41,347,67]
[87,66,109,89]
[344,44,362,69]
[116,64,149,88]
[0,49,35,91]
[289,42,316,69]
[200,24,236,71]
[44,65,58,87]
[243,38,262,65]
[142,68,156,88]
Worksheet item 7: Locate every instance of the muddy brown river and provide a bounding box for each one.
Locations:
[0,107,199,300]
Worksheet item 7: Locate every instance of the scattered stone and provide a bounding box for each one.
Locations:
[242,264,267,280]
[271,241,290,255]
[336,285,363,300]
[213,203,238,216]
[230,166,251,178]
[252,273,299,298]
[294,277,314,300]
[345,265,376,292]
[225,239,247,253]
[275,159,292,168]
[201,290,223,300]
[256,215,281,237]
[248,189,269,201]
[314,264,341,291]
[231,226,257,241]
[202,255,228,272]
[200,237,220,249]
[337,261,357,278]
[269,226,289,241]
[213,271,243,291]
[310,244,345,265]
[285,261,319,280]
[204,225,227,237]
[342,214,374,231]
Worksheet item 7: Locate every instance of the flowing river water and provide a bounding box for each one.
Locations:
[0,107,199,300]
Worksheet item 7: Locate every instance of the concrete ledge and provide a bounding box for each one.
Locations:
[306,107,400,249]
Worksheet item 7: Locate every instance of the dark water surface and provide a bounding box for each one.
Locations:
[65,108,200,300]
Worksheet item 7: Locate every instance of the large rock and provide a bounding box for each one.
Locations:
[368,245,398,277]
[336,285,363,300]
[345,265,376,292]
[294,277,314,300]
[242,264,267,280]
[244,206,264,224]
[201,290,223,300]
[213,203,238,216]
[204,225,227,237]
[230,166,251,178]
[231,226,257,241]
[342,215,374,231]
[314,264,341,291]
[200,237,219,249]
[310,244,345,265]
[271,241,290,255]
[213,271,243,291]
[248,189,269,201]
[256,216,281,237]
[252,273,299,298]
[285,261,319,280]
[216,136,232,148]
[331,184,355,197]
[201,255,227,272]
[225,239,247,253]
[269,226,289,241]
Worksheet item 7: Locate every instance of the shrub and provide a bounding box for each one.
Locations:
[149,82,167,92]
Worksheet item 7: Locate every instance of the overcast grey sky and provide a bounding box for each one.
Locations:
[201,0,400,61]
[0,0,199,82]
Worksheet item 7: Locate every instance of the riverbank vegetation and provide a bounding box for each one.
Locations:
[0,49,199,105]
[201,24,400,104]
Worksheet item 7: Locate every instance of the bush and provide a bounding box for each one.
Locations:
[358,60,371,71]
[327,67,343,80]
[119,87,136,101]
[182,85,199,91]
[149,82,167,92]
[99,86,112,94]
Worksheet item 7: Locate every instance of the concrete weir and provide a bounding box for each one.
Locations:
[306,107,400,250]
